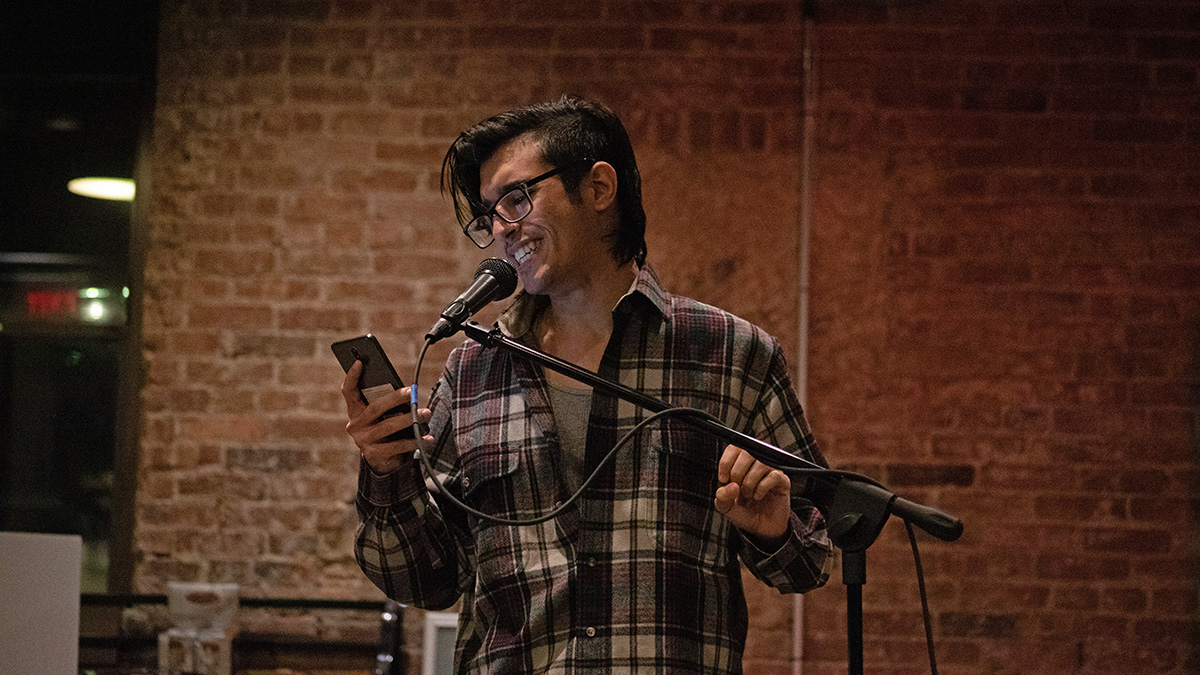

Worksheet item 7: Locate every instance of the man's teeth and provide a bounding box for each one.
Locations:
[514,241,538,265]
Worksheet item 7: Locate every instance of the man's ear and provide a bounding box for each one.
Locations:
[587,161,618,212]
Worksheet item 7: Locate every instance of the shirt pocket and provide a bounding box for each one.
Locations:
[647,429,730,571]
[458,443,531,633]
[458,443,524,565]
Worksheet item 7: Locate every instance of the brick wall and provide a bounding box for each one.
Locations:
[803,1,1199,673]
[138,0,1197,671]
[140,0,806,667]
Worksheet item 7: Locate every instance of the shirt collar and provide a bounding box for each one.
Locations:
[496,263,670,339]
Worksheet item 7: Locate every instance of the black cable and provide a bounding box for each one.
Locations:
[410,339,739,526]
[408,336,888,525]
[906,520,938,675]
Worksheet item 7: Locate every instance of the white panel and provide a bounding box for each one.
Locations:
[0,532,82,675]
[422,611,458,675]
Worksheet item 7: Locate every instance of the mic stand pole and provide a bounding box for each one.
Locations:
[823,478,897,675]
[458,321,963,674]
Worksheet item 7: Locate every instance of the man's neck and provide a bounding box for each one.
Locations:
[538,262,637,377]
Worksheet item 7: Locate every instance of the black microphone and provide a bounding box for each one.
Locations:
[426,257,519,343]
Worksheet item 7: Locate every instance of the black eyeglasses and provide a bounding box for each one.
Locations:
[462,159,594,248]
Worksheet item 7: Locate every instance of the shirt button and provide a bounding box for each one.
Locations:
[585,626,596,638]
[586,557,596,568]
[461,476,471,489]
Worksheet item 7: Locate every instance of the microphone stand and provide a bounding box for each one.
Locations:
[457,320,963,675]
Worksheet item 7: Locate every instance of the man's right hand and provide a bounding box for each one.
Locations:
[341,360,433,475]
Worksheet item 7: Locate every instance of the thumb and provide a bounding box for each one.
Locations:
[714,482,740,516]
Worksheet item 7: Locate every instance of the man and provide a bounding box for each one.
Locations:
[342,96,832,673]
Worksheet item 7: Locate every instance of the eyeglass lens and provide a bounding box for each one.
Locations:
[466,184,534,247]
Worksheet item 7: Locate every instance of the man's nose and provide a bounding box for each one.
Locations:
[492,216,518,241]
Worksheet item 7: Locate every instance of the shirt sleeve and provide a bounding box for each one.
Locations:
[734,338,834,593]
[354,367,475,610]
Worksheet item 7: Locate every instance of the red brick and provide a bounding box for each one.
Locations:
[164,331,224,355]
[289,82,369,104]
[1052,585,1098,610]
[178,415,271,444]
[228,336,312,359]
[885,463,975,487]
[234,278,322,301]
[1079,467,1169,494]
[287,53,325,76]
[1155,63,1197,86]
[1100,587,1147,613]
[1035,553,1132,581]
[238,164,301,189]
[1129,496,1195,524]
[378,25,464,50]
[1151,586,1200,615]
[971,582,1050,610]
[1035,613,1127,639]
[149,387,211,413]
[1133,619,1194,643]
[258,110,324,135]
[331,168,419,193]
[1095,119,1187,144]
[260,391,302,412]
[246,0,330,21]
[194,249,276,275]
[271,415,342,440]
[278,249,371,275]
[1091,4,1194,31]
[978,464,1075,491]
[1081,527,1173,554]
[278,307,361,332]
[939,612,1018,638]
[211,390,256,413]
[187,304,274,329]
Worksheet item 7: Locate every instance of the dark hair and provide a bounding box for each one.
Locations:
[441,96,647,267]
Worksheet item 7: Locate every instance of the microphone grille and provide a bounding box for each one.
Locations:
[475,257,519,300]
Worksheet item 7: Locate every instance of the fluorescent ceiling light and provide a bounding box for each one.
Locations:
[67,177,135,201]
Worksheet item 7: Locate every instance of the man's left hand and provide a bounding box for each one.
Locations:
[714,444,792,551]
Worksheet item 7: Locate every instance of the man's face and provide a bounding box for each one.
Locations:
[478,137,610,298]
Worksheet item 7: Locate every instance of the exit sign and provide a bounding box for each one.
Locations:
[25,289,80,318]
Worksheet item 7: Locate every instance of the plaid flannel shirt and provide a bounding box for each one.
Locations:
[356,265,832,673]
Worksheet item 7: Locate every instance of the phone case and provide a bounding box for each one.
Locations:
[331,334,413,439]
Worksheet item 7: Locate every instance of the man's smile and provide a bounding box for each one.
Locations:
[512,239,541,266]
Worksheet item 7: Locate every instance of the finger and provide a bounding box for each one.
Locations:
[727,449,757,486]
[340,361,365,416]
[737,461,774,500]
[713,482,740,515]
[757,469,791,501]
[363,426,436,475]
[363,385,412,420]
[346,398,429,451]
[717,444,740,483]
[363,413,417,445]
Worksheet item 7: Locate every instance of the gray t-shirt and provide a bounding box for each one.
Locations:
[545,381,591,493]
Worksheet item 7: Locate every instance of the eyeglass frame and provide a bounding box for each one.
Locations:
[461,158,595,249]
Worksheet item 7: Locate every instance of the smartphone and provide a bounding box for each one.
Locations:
[331,334,414,440]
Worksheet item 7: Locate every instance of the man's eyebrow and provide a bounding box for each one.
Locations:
[481,178,526,210]
[498,177,530,197]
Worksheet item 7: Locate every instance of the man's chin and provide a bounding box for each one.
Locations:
[517,266,549,295]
